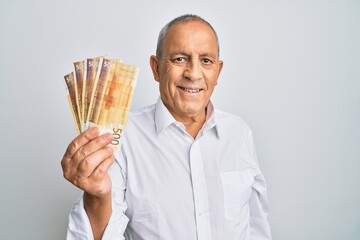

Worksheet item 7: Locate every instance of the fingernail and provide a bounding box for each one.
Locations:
[104,133,113,141]
[107,146,114,153]
[90,126,99,135]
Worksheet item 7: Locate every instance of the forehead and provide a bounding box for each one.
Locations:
[163,20,218,56]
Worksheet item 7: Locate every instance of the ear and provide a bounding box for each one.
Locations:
[150,55,160,82]
[215,60,224,85]
[217,60,224,78]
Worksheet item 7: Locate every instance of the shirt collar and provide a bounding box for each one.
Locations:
[203,101,221,139]
[155,98,177,135]
[154,97,221,138]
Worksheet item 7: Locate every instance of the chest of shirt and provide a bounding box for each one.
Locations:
[122,123,258,227]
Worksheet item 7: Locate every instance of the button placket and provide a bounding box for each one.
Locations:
[189,141,212,240]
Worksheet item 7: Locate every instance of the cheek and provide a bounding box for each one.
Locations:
[160,68,180,91]
[205,71,220,90]
[205,79,218,92]
[158,75,176,100]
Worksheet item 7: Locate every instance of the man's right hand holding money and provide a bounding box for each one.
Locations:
[61,127,115,240]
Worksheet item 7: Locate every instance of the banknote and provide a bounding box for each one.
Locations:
[64,56,139,149]
[64,72,81,133]
[84,57,103,130]
[73,60,86,126]
[103,63,139,128]
[94,62,139,148]
[87,58,120,127]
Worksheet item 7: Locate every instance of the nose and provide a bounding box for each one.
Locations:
[184,59,202,81]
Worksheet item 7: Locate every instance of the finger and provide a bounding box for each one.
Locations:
[61,127,100,179]
[77,146,114,178]
[72,132,113,166]
[64,127,100,160]
[90,153,116,182]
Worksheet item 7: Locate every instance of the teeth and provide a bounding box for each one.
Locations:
[179,87,201,93]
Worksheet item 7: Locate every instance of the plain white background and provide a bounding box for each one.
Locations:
[0,0,359,239]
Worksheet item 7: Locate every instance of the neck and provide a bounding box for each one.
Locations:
[171,108,207,139]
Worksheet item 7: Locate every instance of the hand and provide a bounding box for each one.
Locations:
[61,127,115,198]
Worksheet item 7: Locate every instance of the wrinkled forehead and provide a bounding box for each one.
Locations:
[163,20,219,57]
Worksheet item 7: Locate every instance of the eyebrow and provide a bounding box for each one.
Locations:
[170,52,190,57]
[199,53,216,59]
[170,52,216,59]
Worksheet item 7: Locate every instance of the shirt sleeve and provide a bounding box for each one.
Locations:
[66,156,129,240]
[249,171,272,239]
[247,130,272,239]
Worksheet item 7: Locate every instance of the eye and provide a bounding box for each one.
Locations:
[172,57,187,63]
[202,58,213,64]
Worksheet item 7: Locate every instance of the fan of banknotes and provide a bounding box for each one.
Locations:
[64,56,139,149]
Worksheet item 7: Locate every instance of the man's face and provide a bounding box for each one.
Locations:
[150,20,223,121]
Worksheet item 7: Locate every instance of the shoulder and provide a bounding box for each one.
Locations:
[122,103,157,139]
[129,103,156,118]
[118,103,156,155]
[128,104,156,125]
[215,109,252,135]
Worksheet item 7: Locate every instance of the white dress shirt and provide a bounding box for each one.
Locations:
[67,98,271,240]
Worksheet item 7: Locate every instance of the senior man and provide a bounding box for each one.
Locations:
[62,14,271,240]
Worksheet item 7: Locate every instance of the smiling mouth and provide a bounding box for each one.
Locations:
[178,86,203,93]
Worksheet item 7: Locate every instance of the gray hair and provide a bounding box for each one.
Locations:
[156,14,220,60]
